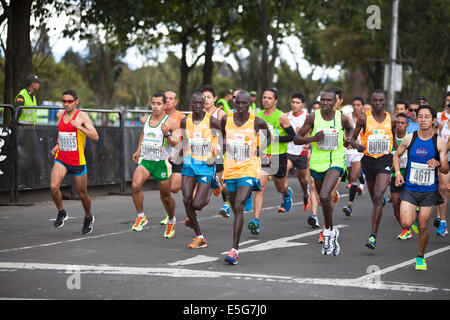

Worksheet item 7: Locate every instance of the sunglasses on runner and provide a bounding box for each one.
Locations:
[408,108,418,113]
[62,99,76,104]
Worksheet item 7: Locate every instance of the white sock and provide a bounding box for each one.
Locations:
[167,219,174,224]
[196,235,204,239]
[138,212,145,218]
[441,220,446,224]
[324,228,332,236]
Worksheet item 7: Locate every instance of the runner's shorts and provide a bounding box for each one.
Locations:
[261,153,288,178]
[400,189,444,207]
[345,151,363,168]
[182,154,217,185]
[310,167,345,180]
[138,158,172,181]
[361,154,393,182]
[225,177,261,193]
[169,160,183,173]
[390,176,404,193]
[287,153,308,170]
[54,159,87,176]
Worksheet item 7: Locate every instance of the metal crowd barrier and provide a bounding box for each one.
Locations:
[0,105,190,205]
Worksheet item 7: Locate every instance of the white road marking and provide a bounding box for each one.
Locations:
[0,260,447,293]
[167,255,219,266]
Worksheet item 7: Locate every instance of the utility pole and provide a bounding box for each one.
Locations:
[387,0,399,114]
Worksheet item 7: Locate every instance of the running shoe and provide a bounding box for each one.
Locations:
[436,221,448,236]
[346,183,351,189]
[248,218,260,235]
[224,250,239,265]
[160,213,169,225]
[164,219,176,239]
[244,193,253,212]
[307,215,320,228]
[332,228,340,256]
[132,215,148,231]
[188,237,207,248]
[219,203,231,218]
[433,217,441,228]
[318,232,324,244]
[415,257,427,271]
[381,196,386,207]
[277,202,285,213]
[321,232,333,255]
[212,176,223,197]
[82,215,95,235]
[282,187,293,212]
[411,220,419,234]
[303,193,311,211]
[365,234,376,249]
[357,184,364,196]
[54,210,68,228]
[185,217,193,228]
[333,190,340,203]
[342,206,352,217]
[397,229,412,240]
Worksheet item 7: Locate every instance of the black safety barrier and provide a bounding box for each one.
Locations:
[0,105,14,198]
[1,105,191,204]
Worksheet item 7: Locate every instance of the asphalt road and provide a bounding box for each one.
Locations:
[1,177,449,301]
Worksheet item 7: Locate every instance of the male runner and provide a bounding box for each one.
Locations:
[130,93,179,238]
[389,113,410,239]
[393,105,448,270]
[248,88,296,235]
[221,90,271,264]
[351,90,398,250]
[436,116,450,235]
[160,90,186,225]
[294,90,354,255]
[342,97,365,216]
[180,92,221,248]
[394,100,408,116]
[200,84,230,216]
[51,90,99,234]
[280,93,310,212]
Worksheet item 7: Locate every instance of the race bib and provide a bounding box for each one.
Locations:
[141,141,161,161]
[189,132,212,157]
[367,134,390,154]
[317,129,339,151]
[409,162,435,186]
[58,132,78,151]
[400,153,408,169]
[227,134,251,161]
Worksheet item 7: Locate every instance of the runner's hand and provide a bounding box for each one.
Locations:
[426,159,440,168]
[312,130,324,142]
[51,144,59,156]
[132,151,140,163]
[161,123,168,136]
[354,143,365,153]
[395,174,404,187]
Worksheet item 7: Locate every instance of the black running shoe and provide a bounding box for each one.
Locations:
[433,218,441,228]
[82,215,95,234]
[54,210,68,228]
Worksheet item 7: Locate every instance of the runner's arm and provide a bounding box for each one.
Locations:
[391,117,399,150]
[255,117,272,157]
[341,114,354,148]
[74,112,99,142]
[350,114,366,152]
[393,133,412,182]
[293,113,320,145]
[276,114,296,143]
[435,137,449,174]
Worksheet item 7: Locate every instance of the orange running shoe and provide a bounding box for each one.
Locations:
[333,191,340,203]
[131,215,148,231]
[188,237,207,248]
[303,193,311,211]
[164,218,176,238]
[318,232,324,244]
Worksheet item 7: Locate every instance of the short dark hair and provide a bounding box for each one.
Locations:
[418,104,437,119]
[352,96,364,105]
[442,91,450,109]
[329,87,343,99]
[291,92,306,103]
[395,99,409,109]
[395,112,409,121]
[263,88,278,100]
[372,89,386,96]
[152,92,166,104]
[201,84,216,97]
[62,89,78,100]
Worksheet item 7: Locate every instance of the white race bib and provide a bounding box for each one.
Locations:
[409,162,435,186]
[367,134,390,154]
[141,141,161,161]
[317,129,339,151]
[58,132,78,151]
[189,133,212,157]
[227,134,251,161]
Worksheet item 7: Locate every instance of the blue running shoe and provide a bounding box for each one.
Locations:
[248,218,260,235]
[365,234,376,249]
[244,193,253,212]
[219,203,231,218]
[436,221,448,236]
[382,196,386,207]
[283,187,293,212]
[342,206,352,217]
[224,250,239,265]
[307,215,320,228]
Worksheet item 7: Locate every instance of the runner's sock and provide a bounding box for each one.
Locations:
[138,212,145,218]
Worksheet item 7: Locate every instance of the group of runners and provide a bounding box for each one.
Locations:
[48,86,450,270]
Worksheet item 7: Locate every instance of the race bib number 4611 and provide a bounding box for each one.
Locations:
[409,162,435,186]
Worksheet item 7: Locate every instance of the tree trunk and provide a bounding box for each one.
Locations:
[258,1,270,91]
[179,33,189,109]
[3,0,33,105]
[202,19,214,85]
